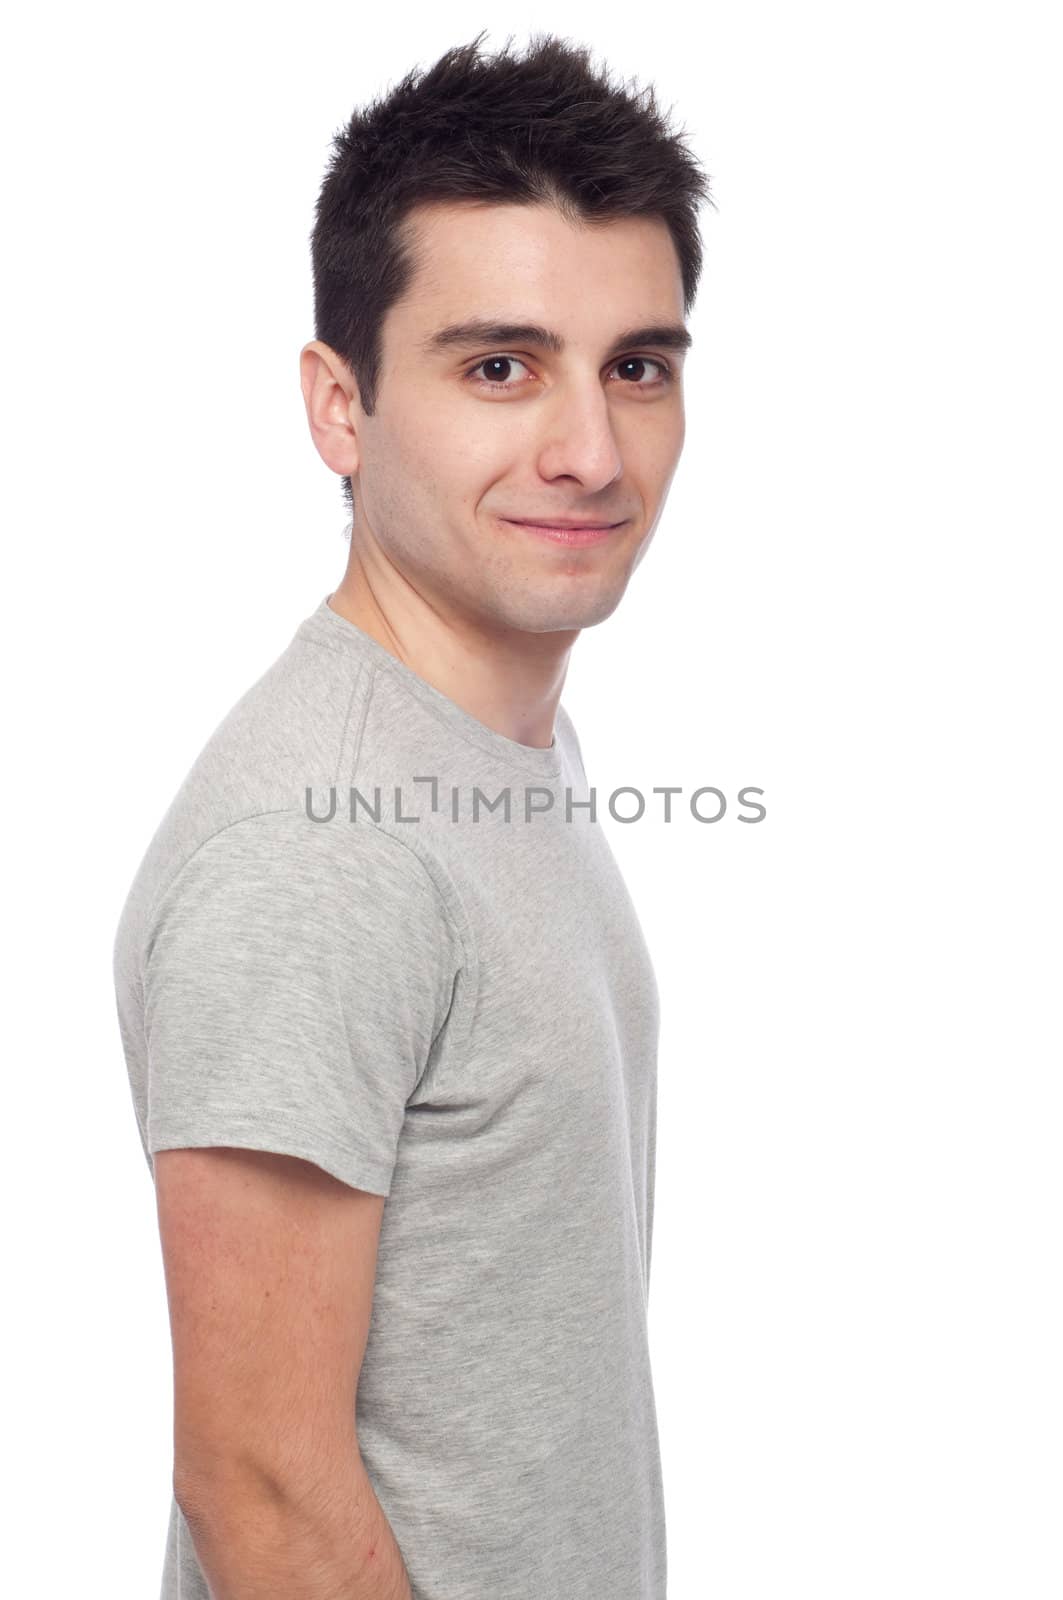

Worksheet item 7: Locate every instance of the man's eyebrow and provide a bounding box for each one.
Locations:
[420,319,693,360]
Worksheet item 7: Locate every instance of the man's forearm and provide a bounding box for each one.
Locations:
[175,1448,413,1600]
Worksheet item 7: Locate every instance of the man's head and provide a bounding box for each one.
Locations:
[301,31,713,638]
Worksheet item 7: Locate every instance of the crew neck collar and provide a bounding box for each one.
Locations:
[294,594,565,779]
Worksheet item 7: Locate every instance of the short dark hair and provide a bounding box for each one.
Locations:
[310,30,714,513]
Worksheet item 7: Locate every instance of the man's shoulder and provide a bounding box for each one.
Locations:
[112,631,375,968]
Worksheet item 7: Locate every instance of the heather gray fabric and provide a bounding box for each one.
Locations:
[112,593,665,1600]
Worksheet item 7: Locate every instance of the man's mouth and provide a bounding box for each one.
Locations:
[499,516,627,547]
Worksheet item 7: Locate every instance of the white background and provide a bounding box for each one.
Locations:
[2,3,1059,1595]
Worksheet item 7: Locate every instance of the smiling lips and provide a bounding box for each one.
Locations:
[501,516,626,547]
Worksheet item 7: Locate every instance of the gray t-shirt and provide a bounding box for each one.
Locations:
[112,593,666,1599]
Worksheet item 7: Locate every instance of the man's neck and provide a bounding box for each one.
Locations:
[325,577,574,753]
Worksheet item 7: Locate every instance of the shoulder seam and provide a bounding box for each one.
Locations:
[354,661,479,982]
[332,653,371,788]
[139,801,479,1008]
[136,806,305,992]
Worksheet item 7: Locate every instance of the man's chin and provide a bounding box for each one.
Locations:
[494,586,628,636]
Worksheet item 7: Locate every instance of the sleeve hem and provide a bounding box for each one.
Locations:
[146,1116,395,1196]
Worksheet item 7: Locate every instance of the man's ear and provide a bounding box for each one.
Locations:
[299,340,362,480]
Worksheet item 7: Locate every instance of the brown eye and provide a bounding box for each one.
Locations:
[615,357,670,385]
[465,355,532,389]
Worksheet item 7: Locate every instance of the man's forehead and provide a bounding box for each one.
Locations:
[400,199,682,291]
[392,202,686,351]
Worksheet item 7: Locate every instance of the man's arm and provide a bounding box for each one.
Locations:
[175,1447,411,1600]
[156,1145,412,1600]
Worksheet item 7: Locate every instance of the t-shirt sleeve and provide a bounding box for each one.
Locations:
[140,810,462,1196]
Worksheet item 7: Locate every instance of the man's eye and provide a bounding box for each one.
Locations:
[613,356,672,385]
[465,356,531,388]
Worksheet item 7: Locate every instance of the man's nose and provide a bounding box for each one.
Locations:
[532,380,625,492]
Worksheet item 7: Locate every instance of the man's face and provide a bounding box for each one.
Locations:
[349,199,689,637]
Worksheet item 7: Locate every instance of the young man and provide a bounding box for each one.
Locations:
[113,31,711,1600]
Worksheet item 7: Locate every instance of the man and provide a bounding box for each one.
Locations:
[113,29,711,1600]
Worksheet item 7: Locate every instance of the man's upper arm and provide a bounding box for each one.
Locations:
[156,1145,385,1505]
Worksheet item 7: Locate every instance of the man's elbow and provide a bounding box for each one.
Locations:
[173,1447,412,1600]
